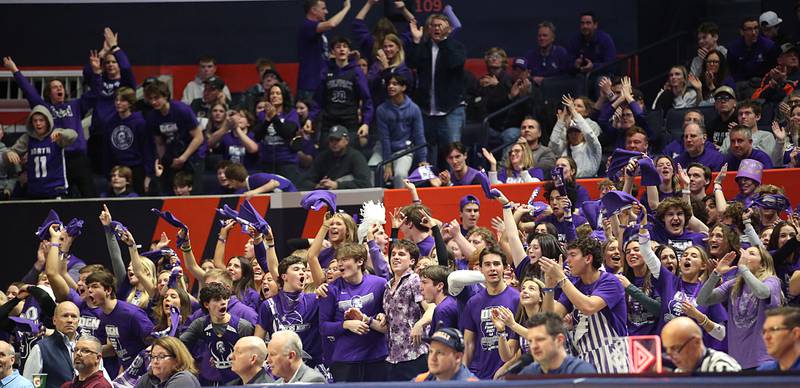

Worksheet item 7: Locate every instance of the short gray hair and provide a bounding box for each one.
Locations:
[272,330,302,357]
[730,125,752,140]
[77,335,103,354]
[539,21,556,33]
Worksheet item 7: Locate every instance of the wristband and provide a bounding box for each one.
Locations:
[542,287,555,293]
[699,315,709,327]
[110,45,119,51]
[412,199,422,204]
[367,317,373,326]
[50,243,61,248]
[681,189,690,195]
[503,203,513,209]
[217,236,226,243]
[556,277,568,288]
[180,245,192,252]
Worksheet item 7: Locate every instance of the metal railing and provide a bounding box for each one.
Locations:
[0,70,85,102]
[373,143,427,187]
[584,31,689,90]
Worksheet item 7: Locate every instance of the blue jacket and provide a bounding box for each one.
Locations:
[519,355,597,375]
[375,96,427,163]
[38,332,74,388]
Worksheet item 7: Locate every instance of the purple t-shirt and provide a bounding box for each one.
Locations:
[187,296,258,325]
[653,266,728,351]
[716,275,782,369]
[649,222,707,260]
[246,172,297,193]
[99,300,154,369]
[145,101,203,161]
[297,18,327,92]
[219,130,258,170]
[626,277,659,336]
[68,289,102,339]
[318,274,388,363]
[416,236,435,257]
[257,291,322,366]
[429,295,459,337]
[459,285,520,379]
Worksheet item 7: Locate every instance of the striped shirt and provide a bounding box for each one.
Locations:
[676,349,742,373]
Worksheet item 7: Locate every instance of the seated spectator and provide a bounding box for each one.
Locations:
[721,101,776,156]
[104,166,138,197]
[476,48,514,142]
[727,17,778,83]
[224,163,296,196]
[690,22,728,78]
[525,21,571,84]
[212,160,234,195]
[567,11,617,74]
[548,95,601,178]
[689,49,736,106]
[759,11,789,45]
[0,340,33,388]
[495,58,538,145]
[518,117,556,175]
[207,108,259,171]
[135,336,200,388]
[753,43,800,103]
[172,171,193,196]
[661,316,741,372]
[253,83,305,183]
[624,126,649,153]
[316,36,373,150]
[675,123,725,171]
[374,74,427,188]
[267,331,326,383]
[366,33,414,110]
[241,58,276,111]
[484,141,543,183]
[1,106,77,199]
[297,0,352,100]
[190,76,226,119]
[777,104,800,167]
[706,86,738,146]
[758,306,800,371]
[518,312,596,375]
[181,56,231,104]
[725,125,774,170]
[103,86,154,194]
[652,66,698,110]
[437,142,484,186]
[228,336,274,384]
[413,328,477,381]
[687,163,712,201]
[301,125,370,190]
[203,103,228,148]
[144,80,206,194]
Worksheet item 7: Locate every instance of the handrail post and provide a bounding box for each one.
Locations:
[374,143,427,187]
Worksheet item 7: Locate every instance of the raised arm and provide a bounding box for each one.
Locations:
[179,227,206,286]
[44,225,70,302]
[713,164,729,214]
[213,220,236,269]
[308,214,332,287]
[120,230,158,297]
[317,0,351,32]
[697,252,736,306]
[99,205,127,286]
[499,195,526,269]
[638,215,663,278]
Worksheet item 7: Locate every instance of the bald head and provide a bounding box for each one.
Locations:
[270,330,302,356]
[0,341,13,356]
[55,301,79,316]
[237,336,267,363]
[0,340,14,377]
[663,316,702,339]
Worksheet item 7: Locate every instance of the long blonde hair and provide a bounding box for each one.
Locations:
[127,257,156,309]
[383,34,405,68]
[504,141,534,172]
[731,246,777,298]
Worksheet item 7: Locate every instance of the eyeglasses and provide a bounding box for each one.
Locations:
[715,95,733,102]
[665,337,695,356]
[485,53,503,60]
[74,348,99,356]
[763,326,790,335]
[151,354,174,362]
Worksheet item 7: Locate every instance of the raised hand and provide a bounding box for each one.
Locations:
[2,57,18,73]
[742,208,754,222]
[481,147,497,169]
[772,121,787,143]
[687,74,702,90]
[615,273,631,288]
[418,209,439,229]
[104,27,118,48]
[409,20,423,43]
[99,204,112,226]
[389,208,406,229]
[89,50,102,74]
[154,232,170,250]
[438,170,451,186]
[712,250,737,275]
[676,163,690,189]
[714,163,728,187]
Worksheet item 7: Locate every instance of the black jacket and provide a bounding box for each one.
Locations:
[303,146,371,189]
[406,37,467,114]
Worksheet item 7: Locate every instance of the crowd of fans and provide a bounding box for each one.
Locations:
[1,1,798,200]
[1,1,800,386]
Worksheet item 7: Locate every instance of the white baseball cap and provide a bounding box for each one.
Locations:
[759,11,782,28]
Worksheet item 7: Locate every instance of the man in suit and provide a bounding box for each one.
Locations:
[268,331,326,384]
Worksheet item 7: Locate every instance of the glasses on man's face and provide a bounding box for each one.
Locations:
[715,95,733,102]
[486,53,503,60]
[151,354,174,362]
[763,326,790,336]
[74,348,98,356]
[665,337,695,357]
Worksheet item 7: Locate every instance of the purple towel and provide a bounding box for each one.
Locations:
[35,209,62,240]
[150,208,188,230]
[301,190,337,213]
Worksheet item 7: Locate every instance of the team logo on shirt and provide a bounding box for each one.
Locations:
[111,125,134,150]
[337,294,374,311]
[210,340,233,369]
[51,105,74,119]
[159,123,179,143]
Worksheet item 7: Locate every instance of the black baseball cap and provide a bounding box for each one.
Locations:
[204,76,225,90]
[424,327,465,352]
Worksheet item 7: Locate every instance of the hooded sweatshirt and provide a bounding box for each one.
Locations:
[375,95,427,162]
[317,58,373,126]
[8,106,77,198]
